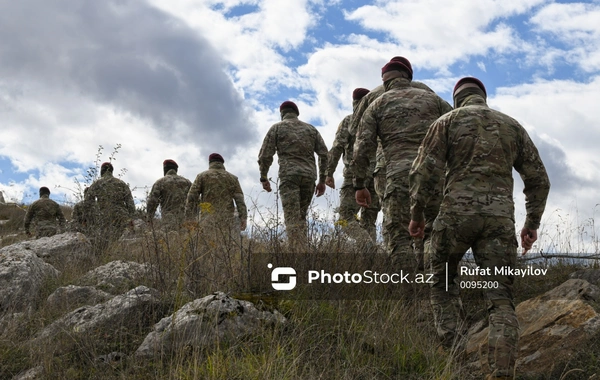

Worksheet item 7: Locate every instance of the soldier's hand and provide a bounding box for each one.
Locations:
[520,227,537,255]
[240,219,247,231]
[261,180,272,192]
[408,220,425,239]
[315,183,326,197]
[355,188,371,207]
[325,176,335,189]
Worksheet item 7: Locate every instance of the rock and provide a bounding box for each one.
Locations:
[135,291,286,358]
[35,286,163,344]
[570,269,600,287]
[46,285,112,311]
[78,260,151,294]
[1,232,92,270]
[11,366,44,380]
[466,279,600,378]
[0,248,59,314]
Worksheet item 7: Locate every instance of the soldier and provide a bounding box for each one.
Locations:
[147,159,192,229]
[408,77,550,379]
[185,153,247,235]
[85,162,136,245]
[350,56,443,260]
[0,190,5,204]
[24,187,66,238]
[326,88,379,243]
[258,101,328,246]
[351,57,452,266]
[70,187,89,233]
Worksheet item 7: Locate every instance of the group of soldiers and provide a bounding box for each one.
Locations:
[22,55,550,379]
[258,57,550,379]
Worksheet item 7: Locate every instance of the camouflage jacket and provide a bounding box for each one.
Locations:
[185,161,247,221]
[351,78,453,188]
[85,171,135,222]
[147,169,192,220]
[24,195,66,233]
[258,112,328,182]
[409,94,550,229]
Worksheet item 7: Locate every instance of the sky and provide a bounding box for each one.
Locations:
[1,0,599,252]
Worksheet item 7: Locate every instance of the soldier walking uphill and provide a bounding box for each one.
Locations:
[408,77,550,379]
[147,159,192,230]
[326,88,379,244]
[351,57,452,268]
[185,153,247,244]
[349,56,442,255]
[84,162,136,250]
[258,101,329,247]
[24,187,66,238]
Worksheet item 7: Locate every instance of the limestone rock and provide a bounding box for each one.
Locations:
[46,285,112,311]
[78,260,150,294]
[135,291,286,358]
[0,248,59,314]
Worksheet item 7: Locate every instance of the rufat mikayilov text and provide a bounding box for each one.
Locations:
[308,270,434,284]
[460,265,548,278]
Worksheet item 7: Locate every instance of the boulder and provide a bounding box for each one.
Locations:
[46,285,112,311]
[466,279,600,378]
[570,268,600,287]
[78,260,151,294]
[135,291,286,358]
[0,248,59,314]
[1,232,91,270]
[35,286,163,343]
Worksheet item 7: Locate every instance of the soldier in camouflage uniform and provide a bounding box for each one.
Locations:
[258,101,328,246]
[70,187,89,233]
[24,187,66,238]
[326,88,378,243]
[350,60,443,263]
[85,162,136,246]
[351,57,452,266]
[408,77,550,379]
[147,159,192,230]
[185,153,247,237]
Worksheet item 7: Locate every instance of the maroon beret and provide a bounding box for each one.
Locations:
[208,153,225,163]
[279,100,299,115]
[453,77,487,97]
[163,159,178,168]
[382,57,413,80]
[101,162,114,171]
[352,88,370,101]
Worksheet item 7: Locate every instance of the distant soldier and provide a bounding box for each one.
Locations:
[185,153,247,235]
[85,162,135,244]
[258,101,328,246]
[350,56,443,259]
[24,187,66,238]
[326,88,378,243]
[352,57,452,266]
[0,190,5,204]
[147,159,192,229]
[409,77,550,379]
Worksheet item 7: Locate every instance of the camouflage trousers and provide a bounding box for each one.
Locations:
[429,213,519,378]
[34,222,60,238]
[279,175,316,246]
[373,169,387,247]
[338,176,379,242]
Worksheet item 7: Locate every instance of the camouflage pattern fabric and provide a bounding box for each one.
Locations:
[327,102,379,242]
[147,169,192,229]
[24,194,66,238]
[185,161,247,235]
[258,111,328,245]
[70,200,87,233]
[85,171,135,243]
[409,92,550,377]
[352,77,452,260]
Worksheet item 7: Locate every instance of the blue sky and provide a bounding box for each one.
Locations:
[1,0,599,251]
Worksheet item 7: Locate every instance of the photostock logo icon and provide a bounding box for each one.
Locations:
[268,263,297,291]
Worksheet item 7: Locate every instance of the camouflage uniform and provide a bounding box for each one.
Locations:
[147,169,192,229]
[351,81,439,252]
[24,194,66,238]
[185,161,247,238]
[409,91,550,377]
[327,103,379,242]
[85,170,136,244]
[352,78,452,263]
[258,111,328,245]
[70,199,87,233]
